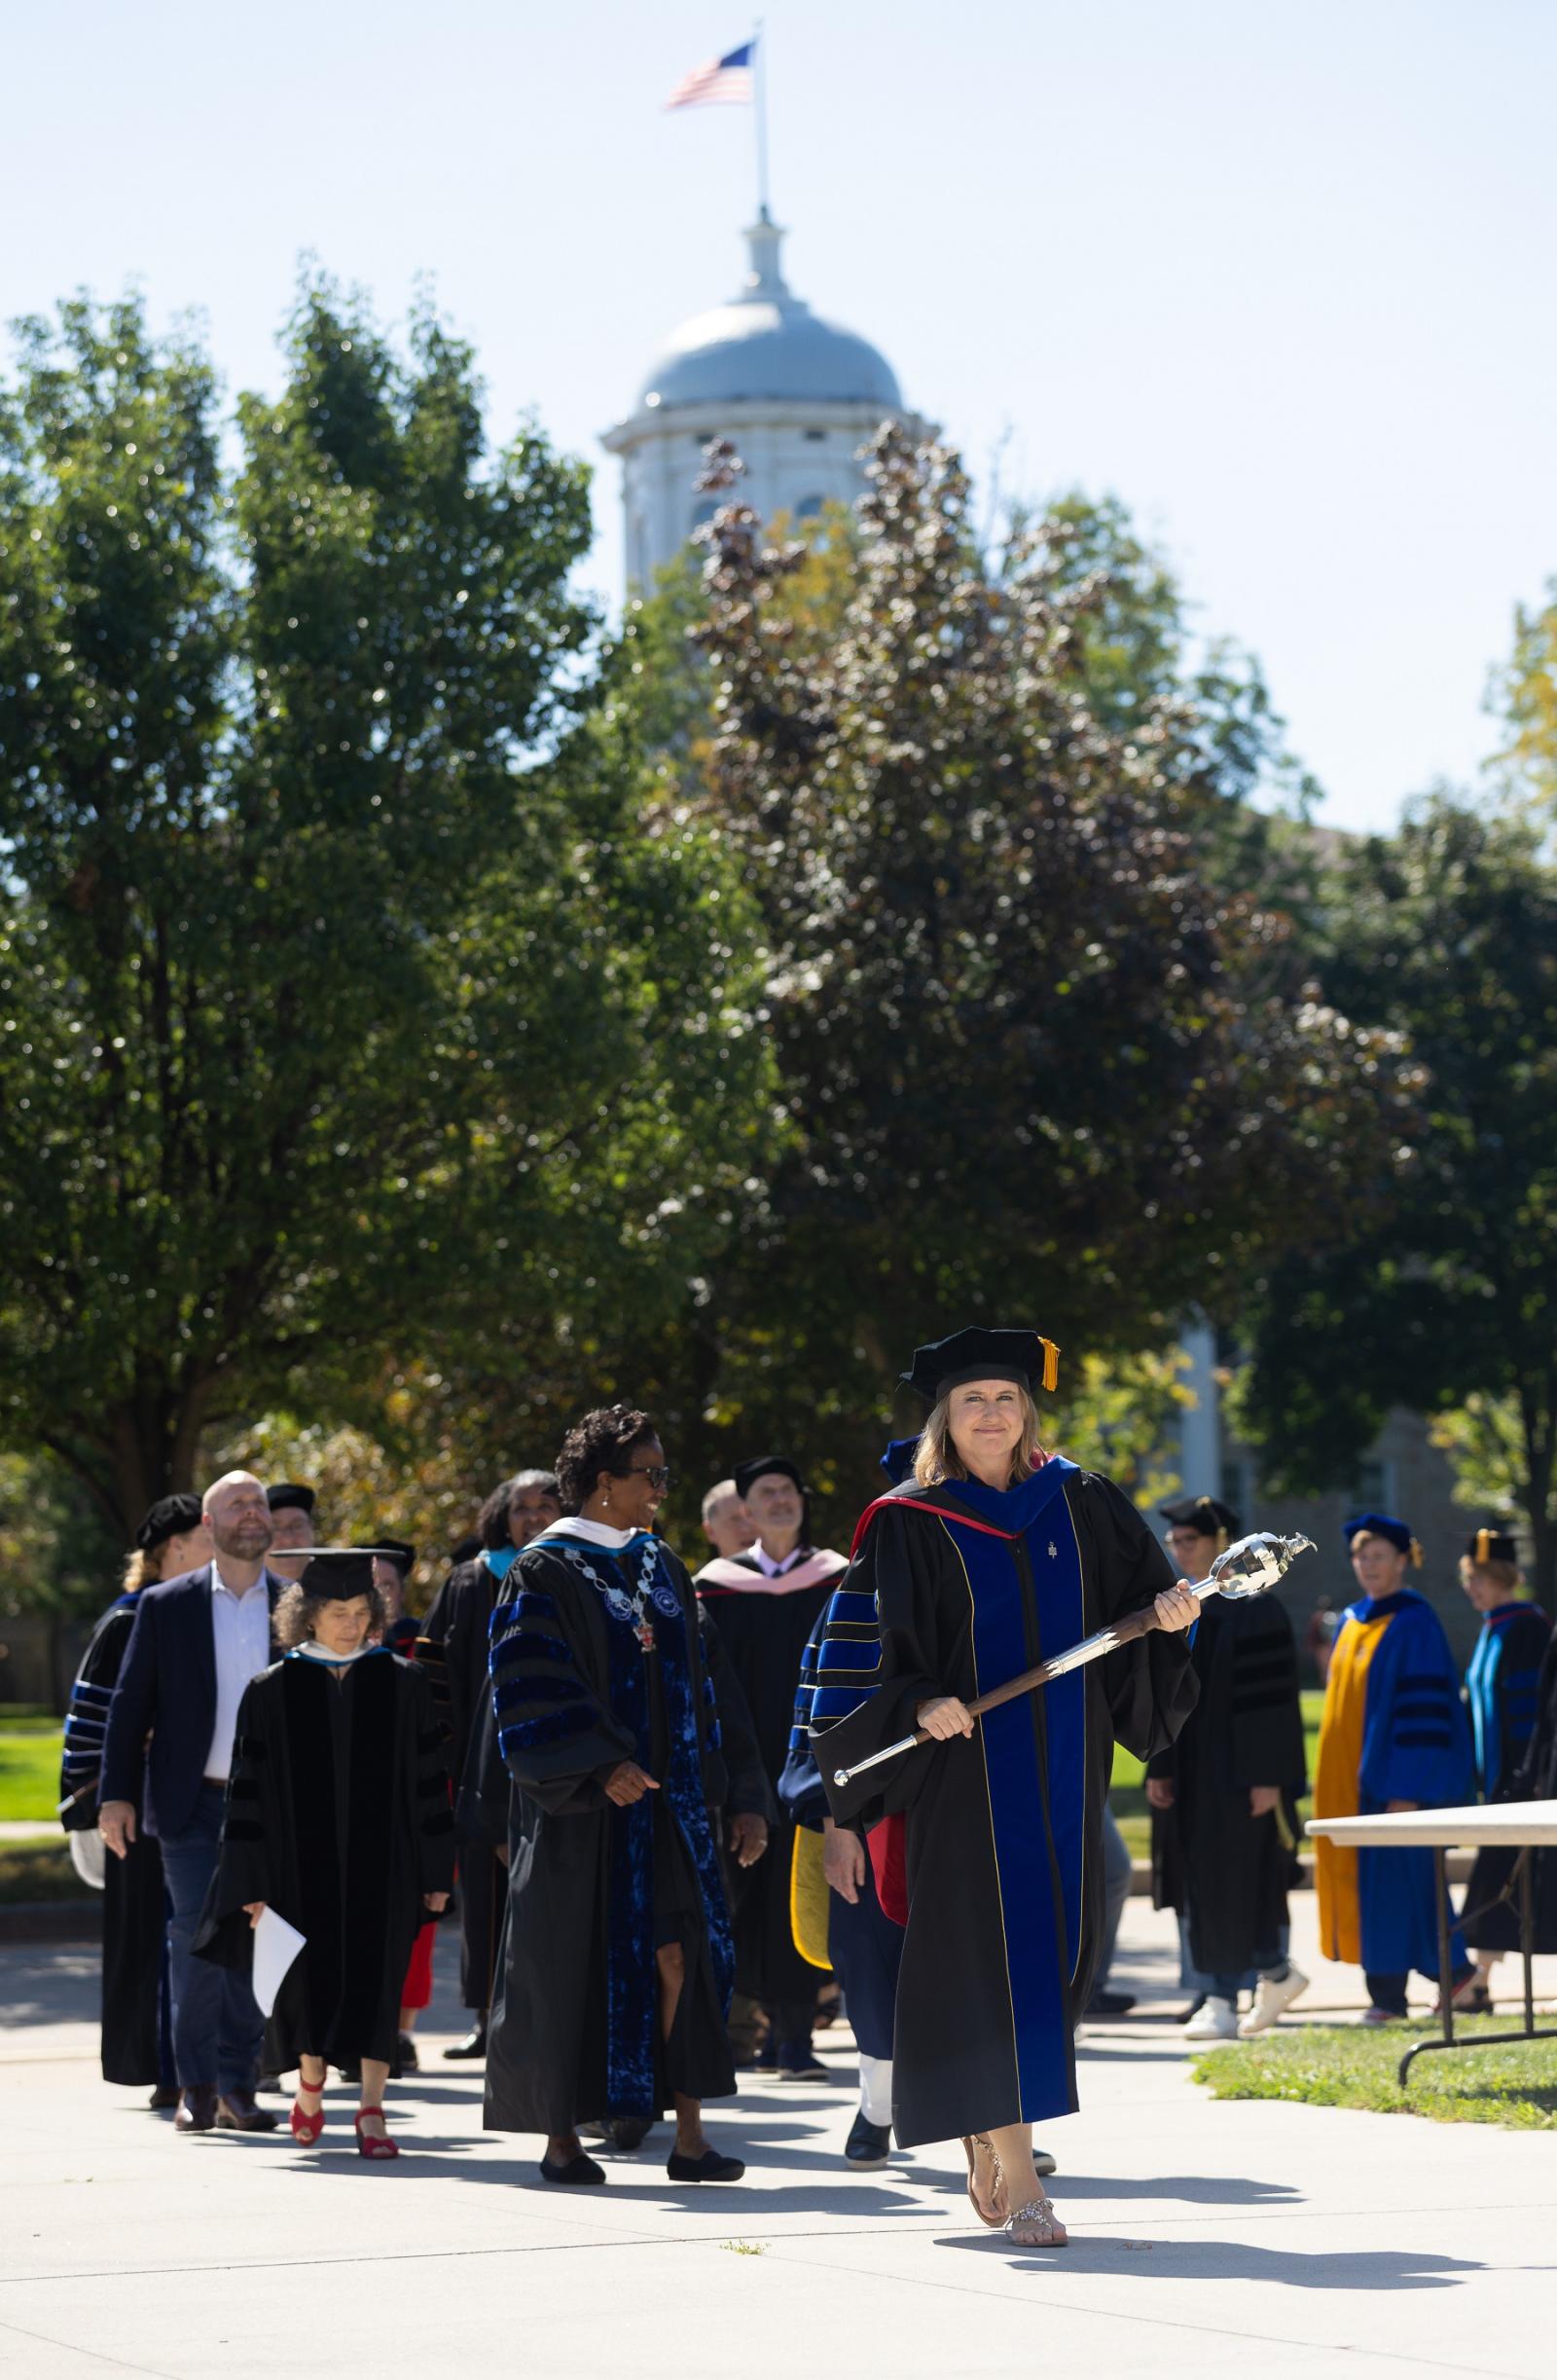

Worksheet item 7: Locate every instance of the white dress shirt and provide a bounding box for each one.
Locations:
[205,1558,273,1781]
[748,1540,803,1577]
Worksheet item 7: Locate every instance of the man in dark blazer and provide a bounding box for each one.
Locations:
[101,1471,286,2133]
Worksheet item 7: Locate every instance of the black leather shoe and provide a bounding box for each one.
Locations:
[443,2020,488,2061]
[175,2086,218,2133]
[148,2082,181,2111]
[844,2110,892,2168]
[539,2151,606,2185]
[216,2090,279,2132]
[1084,1989,1137,2017]
[395,2032,419,2072]
[667,2146,744,2182]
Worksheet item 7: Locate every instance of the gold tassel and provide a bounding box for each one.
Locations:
[1475,1528,1492,1565]
[1410,1538,1425,1569]
[1041,1338,1060,1395]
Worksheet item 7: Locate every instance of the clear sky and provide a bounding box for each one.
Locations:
[5,0,1553,830]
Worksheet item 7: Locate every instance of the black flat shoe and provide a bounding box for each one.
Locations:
[148,2083,181,2111]
[444,2022,489,2061]
[1084,1989,1137,2017]
[844,2110,891,2169]
[667,2147,744,2182]
[539,2151,606,2185]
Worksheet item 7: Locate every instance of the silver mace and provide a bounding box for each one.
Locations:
[829,1530,1316,1790]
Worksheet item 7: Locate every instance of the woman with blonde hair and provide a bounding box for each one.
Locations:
[816,1327,1200,2249]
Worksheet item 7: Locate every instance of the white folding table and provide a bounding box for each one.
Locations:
[1306,1800,1557,2084]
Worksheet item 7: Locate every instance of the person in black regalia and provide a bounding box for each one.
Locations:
[60,1494,211,2105]
[416,1469,561,2060]
[195,1552,454,2159]
[818,1328,1200,2250]
[484,1405,772,2187]
[1147,1494,1309,2041]
[695,1455,848,2080]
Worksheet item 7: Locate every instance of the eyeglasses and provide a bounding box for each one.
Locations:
[628,1464,671,1490]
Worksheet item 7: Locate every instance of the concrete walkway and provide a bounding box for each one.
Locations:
[2,1896,1554,2380]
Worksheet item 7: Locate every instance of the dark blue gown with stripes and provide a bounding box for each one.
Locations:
[483,1532,771,2134]
[1462,1600,1552,1954]
[60,1594,172,2087]
[817,1464,1198,2149]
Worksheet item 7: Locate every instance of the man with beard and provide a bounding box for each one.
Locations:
[417,1469,561,2058]
[99,1472,288,2133]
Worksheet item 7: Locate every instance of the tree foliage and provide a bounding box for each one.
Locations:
[1239,797,1557,1602]
[637,427,1406,1488]
[0,289,772,1530]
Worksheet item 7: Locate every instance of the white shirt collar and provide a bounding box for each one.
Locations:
[545,1517,639,1553]
[749,1539,803,1577]
[210,1556,269,1601]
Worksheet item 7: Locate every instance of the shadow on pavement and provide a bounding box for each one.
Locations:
[936,2235,1486,2289]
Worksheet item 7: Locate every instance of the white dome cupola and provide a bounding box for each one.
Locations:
[602,211,925,591]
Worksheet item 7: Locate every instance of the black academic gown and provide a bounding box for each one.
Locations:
[1148,1593,1306,1974]
[821,1466,1198,2149]
[416,1556,508,2011]
[696,1548,844,2032]
[195,1651,454,2069]
[59,1597,168,2087]
[484,1533,770,2134]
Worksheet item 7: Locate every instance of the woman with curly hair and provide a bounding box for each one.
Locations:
[484,1405,772,2186]
[195,1551,453,2159]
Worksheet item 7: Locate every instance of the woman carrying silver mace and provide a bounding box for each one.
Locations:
[813,1326,1311,2251]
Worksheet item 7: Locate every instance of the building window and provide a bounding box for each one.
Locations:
[795,494,826,520]
[1221,1457,1252,1515]
[803,428,827,443]
[1346,1458,1394,1512]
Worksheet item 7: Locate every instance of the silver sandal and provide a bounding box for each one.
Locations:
[1004,2194,1068,2248]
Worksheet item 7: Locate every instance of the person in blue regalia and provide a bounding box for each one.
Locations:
[816,1328,1200,2250]
[1312,1513,1477,2023]
[482,1405,773,2187]
[1456,1524,1552,1996]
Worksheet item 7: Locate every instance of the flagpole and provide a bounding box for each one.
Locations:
[753,19,771,216]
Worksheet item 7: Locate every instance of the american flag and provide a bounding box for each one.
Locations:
[666,40,755,110]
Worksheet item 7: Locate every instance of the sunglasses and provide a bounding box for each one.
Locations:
[628,1464,671,1491]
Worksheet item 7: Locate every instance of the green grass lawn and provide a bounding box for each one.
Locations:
[0,1725,63,1823]
[1110,1688,1323,1862]
[0,1837,82,1903]
[1192,2019,1557,2129]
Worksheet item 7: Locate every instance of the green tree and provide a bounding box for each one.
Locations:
[640,427,1405,1499]
[0,287,772,1533]
[1238,796,1557,1604]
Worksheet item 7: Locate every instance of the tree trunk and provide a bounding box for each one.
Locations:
[1517,1379,1557,1616]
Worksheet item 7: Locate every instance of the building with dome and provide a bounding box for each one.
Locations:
[601,210,927,591]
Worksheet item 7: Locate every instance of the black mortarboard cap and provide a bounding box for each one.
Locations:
[1160,1493,1243,1539]
[135,1493,203,1553]
[733,1455,806,1500]
[360,1536,416,1575]
[1466,1523,1519,1566]
[299,1549,378,1597]
[901,1327,1061,1406]
[1343,1512,1424,1566]
[266,1482,316,1516]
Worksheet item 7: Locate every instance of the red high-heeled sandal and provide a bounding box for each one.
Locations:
[354,2107,399,2160]
[290,2088,326,2145]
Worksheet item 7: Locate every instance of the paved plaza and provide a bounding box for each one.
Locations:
[2,1894,1554,2380]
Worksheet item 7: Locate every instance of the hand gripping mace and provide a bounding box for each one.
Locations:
[830,1530,1315,1790]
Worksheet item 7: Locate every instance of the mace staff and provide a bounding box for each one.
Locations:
[829,1530,1315,1791]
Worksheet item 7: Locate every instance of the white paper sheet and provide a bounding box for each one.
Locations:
[251,1907,307,2016]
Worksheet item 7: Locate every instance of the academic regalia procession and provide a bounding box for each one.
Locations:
[484,1514,771,2140]
[60,1592,171,2088]
[695,1456,848,2065]
[196,1604,455,2076]
[1149,1494,1307,1986]
[1313,1514,1474,2005]
[817,1330,1199,2154]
